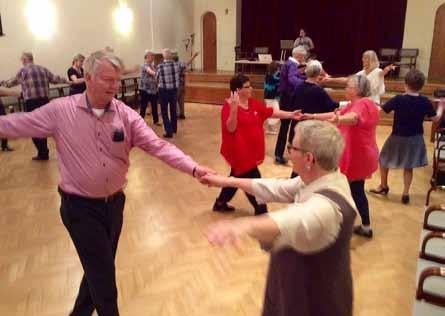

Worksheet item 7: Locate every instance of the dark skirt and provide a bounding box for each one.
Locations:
[379,134,428,169]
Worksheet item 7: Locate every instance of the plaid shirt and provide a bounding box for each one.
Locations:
[139,62,158,94]
[0,63,68,101]
[156,60,179,89]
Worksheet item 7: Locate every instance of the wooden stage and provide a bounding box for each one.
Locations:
[185,71,445,126]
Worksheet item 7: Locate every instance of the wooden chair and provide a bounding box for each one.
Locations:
[395,48,419,73]
[120,77,139,109]
[413,205,445,315]
[379,48,398,77]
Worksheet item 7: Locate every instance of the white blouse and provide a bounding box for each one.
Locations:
[356,68,385,104]
[252,171,358,254]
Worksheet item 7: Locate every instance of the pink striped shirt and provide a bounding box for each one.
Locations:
[0,93,198,197]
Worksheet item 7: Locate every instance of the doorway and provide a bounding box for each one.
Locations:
[429,4,445,82]
[202,12,217,72]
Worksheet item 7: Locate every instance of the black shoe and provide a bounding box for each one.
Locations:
[353,225,373,239]
[369,186,389,195]
[212,201,235,212]
[163,133,173,138]
[32,155,49,161]
[401,194,410,204]
[178,115,186,120]
[275,156,288,165]
[1,145,14,152]
[255,208,268,216]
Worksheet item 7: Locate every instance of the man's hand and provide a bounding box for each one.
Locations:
[194,165,217,183]
[200,173,232,188]
[207,220,247,247]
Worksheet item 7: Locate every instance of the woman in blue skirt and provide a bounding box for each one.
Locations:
[370,70,444,203]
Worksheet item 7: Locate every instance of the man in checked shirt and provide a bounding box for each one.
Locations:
[0,50,214,316]
[156,48,180,138]
[0,51,69,160]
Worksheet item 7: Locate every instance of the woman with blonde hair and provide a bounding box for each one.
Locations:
[67,54,86,95]
[324,50,395,104]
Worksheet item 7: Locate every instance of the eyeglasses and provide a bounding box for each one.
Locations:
[287,144,308,154]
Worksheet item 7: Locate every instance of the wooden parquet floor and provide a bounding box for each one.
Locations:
[0,102,442,316]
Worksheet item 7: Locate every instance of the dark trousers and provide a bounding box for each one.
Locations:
[59,189,126,316]
[0,103,8,149]
[139,90,159,124]
[159,88,177,135]
[216,167,268,215]
[177,85,185,117]
[274,95,298,159]
[349,180,370,226]
[25,97,50,158]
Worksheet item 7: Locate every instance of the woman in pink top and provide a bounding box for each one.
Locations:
[304,75,379,238]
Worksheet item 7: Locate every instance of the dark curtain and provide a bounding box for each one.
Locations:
[241,0,407,75]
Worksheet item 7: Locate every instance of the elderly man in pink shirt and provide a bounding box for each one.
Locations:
[0,50,212,316]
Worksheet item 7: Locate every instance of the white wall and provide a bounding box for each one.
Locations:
[193,0,237,71]
[0,0,194,79]
[403,0,445,76]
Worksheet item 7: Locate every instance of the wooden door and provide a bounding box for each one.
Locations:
[429,4,445,82]
[202,12,217,72]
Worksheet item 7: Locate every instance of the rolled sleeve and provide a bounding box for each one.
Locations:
[252,177,301,204]
[268,196,342,254]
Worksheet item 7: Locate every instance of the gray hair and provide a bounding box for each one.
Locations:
[305,60,322,78]
[348,74,371,97]
[22,52,34,62]
[294,120,345,171]
[362,50,380,69]
[162,48,172,59]
[292,45,307,57]
[83,50,124,75]
[144,50,154,59]
[72,53,85,65]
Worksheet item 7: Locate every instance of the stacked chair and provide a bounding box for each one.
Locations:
[413,204,445,315]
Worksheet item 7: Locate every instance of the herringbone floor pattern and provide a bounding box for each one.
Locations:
[0,103,441,315]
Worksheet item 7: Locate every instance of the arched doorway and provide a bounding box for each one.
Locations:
[429,4,445,82]
[202,12,217,72]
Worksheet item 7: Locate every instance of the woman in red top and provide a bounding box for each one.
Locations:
[304,75,379,238]
[213,74,302,215]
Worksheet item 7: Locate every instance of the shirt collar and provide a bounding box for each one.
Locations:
[289,57,299,64]
[76,92,116,113]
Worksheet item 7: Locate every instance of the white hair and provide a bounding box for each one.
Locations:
[22,51,34,62]
[144,50,154,59]
[294,120,344,171]
[292,45,307,57]
[162,48,172,59]
[348,75,371,98]
[305,60,323,78]
[83,50,124,75]
[362,50,380,69]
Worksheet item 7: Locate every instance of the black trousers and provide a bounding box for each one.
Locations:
[274,95,298,159]
[0,103,8,149]
[216,167,267,215]
[159,88,177,135]
[139,90,159,124]
[59,189,125,316]
[349,180,371,226]
[25,97,50,158]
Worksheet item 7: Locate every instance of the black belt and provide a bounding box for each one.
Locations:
[58,187,123,203]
